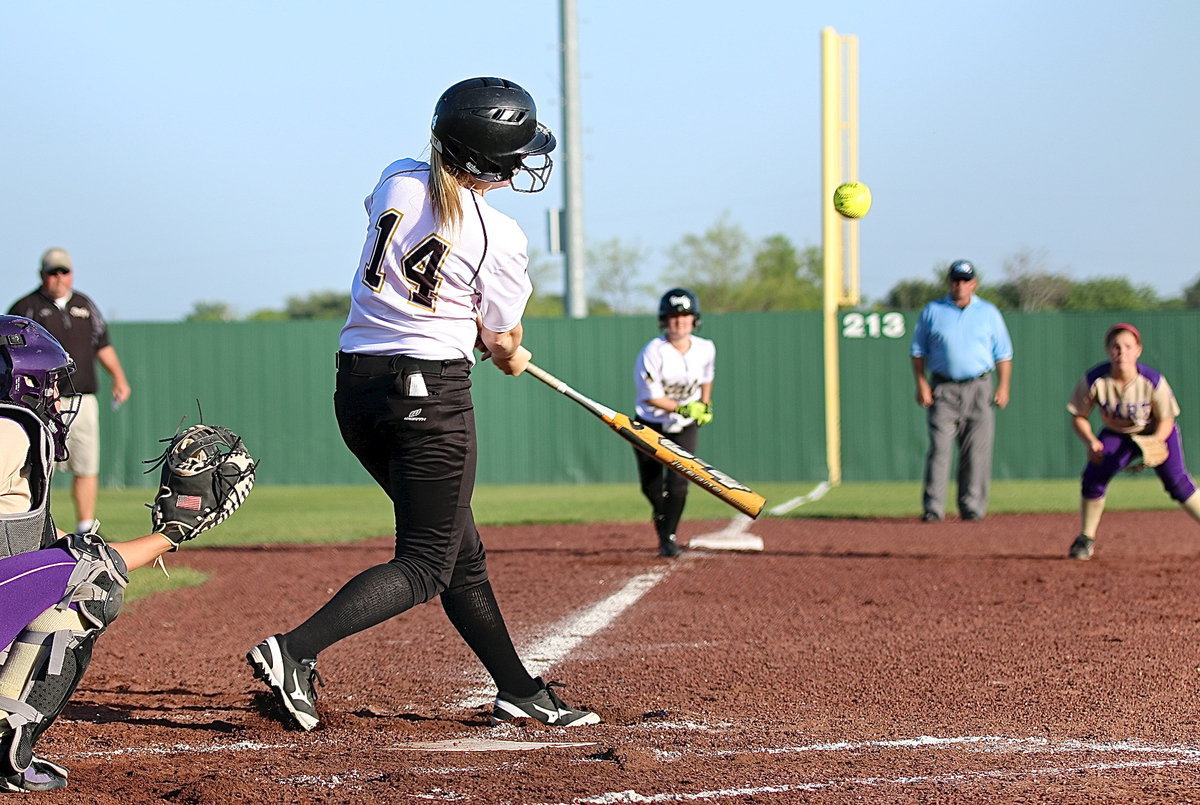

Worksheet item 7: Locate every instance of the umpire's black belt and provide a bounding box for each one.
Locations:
[931,370,992,385]
[336,351,470,376]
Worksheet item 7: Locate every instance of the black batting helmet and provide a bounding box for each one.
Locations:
[430,77,556,193]
[658,288,701,328]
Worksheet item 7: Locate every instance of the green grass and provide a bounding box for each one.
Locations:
[125,565,208,603]
[772,477,1177,519]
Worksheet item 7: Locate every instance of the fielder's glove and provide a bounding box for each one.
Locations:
[1130,433,1169,470]
[144,424,257,548]
[676,400,714,426]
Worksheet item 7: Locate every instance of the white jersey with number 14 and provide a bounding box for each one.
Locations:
[339,158,533,362]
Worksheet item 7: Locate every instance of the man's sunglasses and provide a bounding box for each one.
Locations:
[43,267,71,276]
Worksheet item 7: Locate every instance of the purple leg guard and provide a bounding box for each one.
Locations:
[0,549,76,654]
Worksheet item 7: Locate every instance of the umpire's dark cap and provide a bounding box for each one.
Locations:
[947,260,976,281]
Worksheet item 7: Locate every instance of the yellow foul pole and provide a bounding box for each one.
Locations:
[821,27,859,486]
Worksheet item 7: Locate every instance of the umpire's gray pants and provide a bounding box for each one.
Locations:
[923,375,994,519]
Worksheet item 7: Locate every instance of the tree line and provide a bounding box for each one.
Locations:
[186,225,1199,321]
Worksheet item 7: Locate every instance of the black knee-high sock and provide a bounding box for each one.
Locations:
[282,562,416,661]
[441,581,538,698]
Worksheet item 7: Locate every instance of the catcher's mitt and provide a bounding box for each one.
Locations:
[145,424,257,548]
[1130,433,1169,471]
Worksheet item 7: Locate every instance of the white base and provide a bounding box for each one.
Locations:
[687,532,765,552]
[688,513,764,552]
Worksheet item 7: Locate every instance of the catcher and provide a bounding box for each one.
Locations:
[0,315,254,792]
[1066,322,1200,560]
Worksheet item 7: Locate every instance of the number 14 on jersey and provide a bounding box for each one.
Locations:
[362,209,450,311]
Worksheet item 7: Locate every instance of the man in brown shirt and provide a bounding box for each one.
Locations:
[8,248,131,534]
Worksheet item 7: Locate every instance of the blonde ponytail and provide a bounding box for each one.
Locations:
[429,149,466,234]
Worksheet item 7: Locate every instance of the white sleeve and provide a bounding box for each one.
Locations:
[634,342,664,402]
[701,340,715,384]
[477,227,533,333]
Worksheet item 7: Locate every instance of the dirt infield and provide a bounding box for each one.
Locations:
[31,509,1200,803]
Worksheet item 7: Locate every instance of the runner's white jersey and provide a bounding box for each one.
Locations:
[340,158,533,361]
[634,335,716,432]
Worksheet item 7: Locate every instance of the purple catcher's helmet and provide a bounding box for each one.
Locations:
[0,315,77,460]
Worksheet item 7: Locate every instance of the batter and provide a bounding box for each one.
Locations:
[247,77,599,730]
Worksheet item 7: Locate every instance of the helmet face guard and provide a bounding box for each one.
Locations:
[431,77,557,193]
[509,127,555,193]
[0,316,77,460]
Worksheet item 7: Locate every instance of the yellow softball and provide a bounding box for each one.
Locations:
[833,182,872,219]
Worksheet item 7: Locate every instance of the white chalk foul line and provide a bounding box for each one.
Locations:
[535,757,1200,804]
[690,480,833,551]
[710,734,1200,757]
[74,740,294,759]
[450,568,671,709]
[767,480,831,516]
[529,735,1200,804]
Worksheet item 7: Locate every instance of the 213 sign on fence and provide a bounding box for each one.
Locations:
[842,312,905,339]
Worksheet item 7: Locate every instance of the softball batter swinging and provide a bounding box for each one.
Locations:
[632,288,715,557]
[247,77,599,728]
[1067,322,1200,560]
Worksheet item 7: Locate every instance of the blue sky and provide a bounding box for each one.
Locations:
[2,1,1197,320]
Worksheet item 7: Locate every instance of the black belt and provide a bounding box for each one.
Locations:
[932,370,992,385]
[335,351,469,376]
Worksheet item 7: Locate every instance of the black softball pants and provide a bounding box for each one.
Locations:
[633,420,699,539]
[334,357,485,602]
[281,355,537,697]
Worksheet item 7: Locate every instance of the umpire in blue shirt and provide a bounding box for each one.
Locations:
[910,260,1013,522]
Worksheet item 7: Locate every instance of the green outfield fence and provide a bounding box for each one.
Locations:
[91,310,1200,488]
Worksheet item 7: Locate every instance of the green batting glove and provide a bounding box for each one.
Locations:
[676,401,713,426]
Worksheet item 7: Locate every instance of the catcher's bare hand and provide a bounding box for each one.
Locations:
[145,423,257,548]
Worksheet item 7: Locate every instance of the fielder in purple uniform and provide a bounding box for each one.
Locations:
[1066,322,1200,560]
[0,316,190,793]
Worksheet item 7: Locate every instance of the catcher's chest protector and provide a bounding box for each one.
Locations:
[0,405,57,559]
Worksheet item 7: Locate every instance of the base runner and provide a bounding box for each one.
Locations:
[632,288,716,557]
